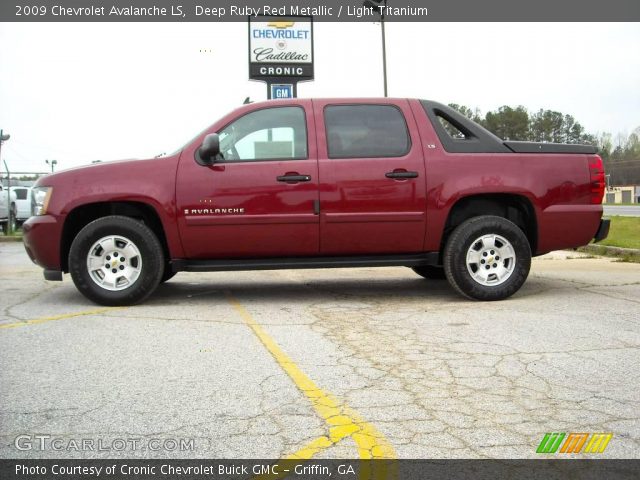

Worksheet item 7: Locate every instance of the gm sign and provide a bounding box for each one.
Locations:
[271,84,294,99]
[248,16,314,81]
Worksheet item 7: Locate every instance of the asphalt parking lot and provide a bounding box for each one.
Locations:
[1,242,639,459]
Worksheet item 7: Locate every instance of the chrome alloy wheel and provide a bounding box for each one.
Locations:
[86,235,142,291]
[465,234,516,286]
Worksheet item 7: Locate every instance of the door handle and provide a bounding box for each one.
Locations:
[277,174,311,183]
[385,170,419,179]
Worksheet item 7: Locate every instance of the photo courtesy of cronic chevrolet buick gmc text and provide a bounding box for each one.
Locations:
[22,99,609,306]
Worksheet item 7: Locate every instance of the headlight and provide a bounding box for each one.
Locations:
[32,187,53,216]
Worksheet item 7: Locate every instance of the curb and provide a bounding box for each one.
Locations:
[578,244,640,258]
[0,236,23,243]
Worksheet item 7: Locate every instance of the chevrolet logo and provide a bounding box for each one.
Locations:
[267,21,295,28]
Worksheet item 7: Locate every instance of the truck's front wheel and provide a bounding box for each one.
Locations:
[443,215,531,301]
[69,216,164,306]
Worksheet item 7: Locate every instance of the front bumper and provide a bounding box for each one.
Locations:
[22,214,64,275]
[593,218,610,243]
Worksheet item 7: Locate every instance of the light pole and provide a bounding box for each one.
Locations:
[0,130,11,235]
[0,129,9,154]
[363,0,388,97]
[46,159,58,172]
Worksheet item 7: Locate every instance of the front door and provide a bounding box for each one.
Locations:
[176,104,319,259]
[314,99,427,254]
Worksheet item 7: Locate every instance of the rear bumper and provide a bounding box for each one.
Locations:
[593,218,610,243]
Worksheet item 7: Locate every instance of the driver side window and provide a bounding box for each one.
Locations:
[217,106,307,162]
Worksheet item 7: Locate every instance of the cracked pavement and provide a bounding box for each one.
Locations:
[0,243,639,459]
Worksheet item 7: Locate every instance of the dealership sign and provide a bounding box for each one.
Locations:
[248,16,314,85]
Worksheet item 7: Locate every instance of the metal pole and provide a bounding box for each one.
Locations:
[381,1,388,97]
[0,130,12,235]
[3,160,11,235]
[362,0,389,96]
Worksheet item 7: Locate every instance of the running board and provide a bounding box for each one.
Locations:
[172,253,439,273]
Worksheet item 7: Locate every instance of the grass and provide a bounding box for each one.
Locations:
[614,253,640,263]
[578,244,640,263]
[0,236,23,242]
[574,216,640,263]
[0,228,23,241]
[598,216,640,249]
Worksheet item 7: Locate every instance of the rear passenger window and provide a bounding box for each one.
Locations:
[324,105,410,158]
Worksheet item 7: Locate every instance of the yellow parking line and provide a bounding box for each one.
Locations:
[0,307,126,330]
[285,435,334,460]
[226,292,397,471]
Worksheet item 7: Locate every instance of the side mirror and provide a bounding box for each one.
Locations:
[197,133,220,165]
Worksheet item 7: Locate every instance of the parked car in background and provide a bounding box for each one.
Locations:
[0,185,18,234]
[9,186,33,227]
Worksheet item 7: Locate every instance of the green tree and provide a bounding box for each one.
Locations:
[530,109,566,142]
[595,132,613,160]
[447,103,483,123]
[484,106,529,140]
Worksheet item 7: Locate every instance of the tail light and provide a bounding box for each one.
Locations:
[588,155,605,204]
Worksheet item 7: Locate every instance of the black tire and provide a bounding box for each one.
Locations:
[443,215,531,301]
[412,265,446,280]
[69,215,164,306]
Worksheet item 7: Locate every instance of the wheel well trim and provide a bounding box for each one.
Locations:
[439,192,539,256]
[60,200,174,273]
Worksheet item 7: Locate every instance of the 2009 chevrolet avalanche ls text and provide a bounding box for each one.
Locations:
[22,99,609,306]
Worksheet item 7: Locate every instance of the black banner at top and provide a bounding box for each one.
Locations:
[2,0,640,22]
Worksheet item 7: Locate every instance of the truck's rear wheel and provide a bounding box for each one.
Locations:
[69,216,164,306]
[443,215,531,301]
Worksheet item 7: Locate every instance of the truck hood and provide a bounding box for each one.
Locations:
[34,155,179,188]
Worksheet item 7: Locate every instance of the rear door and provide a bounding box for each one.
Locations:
[314,99,427,254]
[176,103,319,259]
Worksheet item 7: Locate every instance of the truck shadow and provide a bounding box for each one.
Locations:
[147,275,463,306]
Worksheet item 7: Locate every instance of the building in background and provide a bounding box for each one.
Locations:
[603,185,640,204]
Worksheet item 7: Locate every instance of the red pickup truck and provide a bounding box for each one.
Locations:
[23,98,609,305]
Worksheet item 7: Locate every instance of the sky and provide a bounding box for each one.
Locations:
[0,22,638,173]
